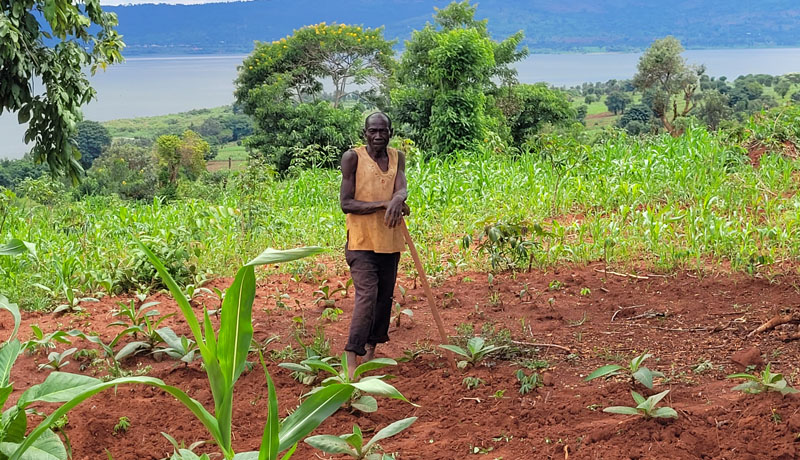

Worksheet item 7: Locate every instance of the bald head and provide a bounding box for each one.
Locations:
[365,112,392,130]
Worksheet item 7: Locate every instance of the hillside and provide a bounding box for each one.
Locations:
[107,0,800,55]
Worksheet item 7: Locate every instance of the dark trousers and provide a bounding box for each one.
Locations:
[344,248,401,356]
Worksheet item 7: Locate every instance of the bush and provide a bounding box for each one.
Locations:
[90,142,159,200]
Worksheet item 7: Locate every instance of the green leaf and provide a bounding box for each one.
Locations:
[303,435,354,455]
[302,359,339,376]
[602,406,640,415]
[278,384,354,452]
[245,247,325,267]
[219,266,255,389]
[632,367,655,389]
[0,240,32,256]
[439,344,469,358]
[8,377,221,460]
[350,379,411,404]
[350,395,377,413]
[17,372,100,406]
[3,407,27,444]
[650,407,678,419]
[631,391,646,405]
[277,363,312,373]
[353,358,397,380]
[363,417,417,452]
[0,428,66,460]
[257,358,280,460]
[0,340,21,388]
[585,364,624,381]
[646,389,671,408]
[114,341,148,361]
[0,296,21,342]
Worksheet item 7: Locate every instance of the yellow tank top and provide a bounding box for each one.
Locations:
[345,146,406,253]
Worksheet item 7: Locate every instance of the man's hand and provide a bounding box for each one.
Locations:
[384,198,406,228]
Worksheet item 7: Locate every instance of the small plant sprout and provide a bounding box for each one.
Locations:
[38,347,77,371]
[321,307,343,322]
[603,390,678,419]
[548,280,564,291]
[516,369,542,395]
[462,376,484,390]
[161,432,209,460]
[727,363,799,395]
[113,416,131,434]
[154,328,199,365]
[585,352,664,389]
[390,302,413,328]
[304,417,417,460]
[580,287,591,296]
[23,325,71,354]
[440,337,506,370]
[313,281,346,308]
[110,298,162,337]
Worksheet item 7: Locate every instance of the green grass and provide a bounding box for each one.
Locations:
[3,106,800,311]
[215,144,249,161]
[103,106,234,140]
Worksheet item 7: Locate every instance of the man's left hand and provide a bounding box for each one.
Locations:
[385,198,405,228]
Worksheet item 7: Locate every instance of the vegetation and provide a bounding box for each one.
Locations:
[727,363,799,395]
[585,352,664,389]
[1,0,124,182]
[603,390,678,419]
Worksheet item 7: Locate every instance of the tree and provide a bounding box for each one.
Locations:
[155,130,208,184]
[90,142,158,200]
[605,91,632,115]
[632,36,702,136]
[391,1,527,155]
[234,23,393,171]
[697,90,732,130]
[497,83,575,144]
[74,120,111,169]
[775,79,792,99]
[0,0,124,183]
[618,104,652,135]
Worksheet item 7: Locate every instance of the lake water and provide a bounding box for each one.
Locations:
[2,48,800,159]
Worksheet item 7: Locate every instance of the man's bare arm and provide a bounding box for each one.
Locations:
[384,151,409,228]
[340,149,389,215]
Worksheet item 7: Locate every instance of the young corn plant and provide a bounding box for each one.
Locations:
[585,352,664,389]
[304,417,417,460]
[727,363,799,395]
[133,242,359,459]
[440,337,506,369]
[603,390,678,419]
[110,297,163,338]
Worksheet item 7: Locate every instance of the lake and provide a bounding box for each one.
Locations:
[2,47,800,159]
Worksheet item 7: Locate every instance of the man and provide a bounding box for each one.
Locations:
[340,112,409,378]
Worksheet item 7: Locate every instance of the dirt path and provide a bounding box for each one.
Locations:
[11,265,800,459]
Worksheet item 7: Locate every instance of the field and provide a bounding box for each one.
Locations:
[11,263,800,459]
[3,109,800,459]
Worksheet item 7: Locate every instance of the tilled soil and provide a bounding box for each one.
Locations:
[9,264,800,460]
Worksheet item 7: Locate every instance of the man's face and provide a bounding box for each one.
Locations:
[364,116,391,150]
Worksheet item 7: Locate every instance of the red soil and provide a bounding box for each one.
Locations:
[10,264,800,460]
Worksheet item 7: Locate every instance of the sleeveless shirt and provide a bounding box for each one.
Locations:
[345,146,406,253]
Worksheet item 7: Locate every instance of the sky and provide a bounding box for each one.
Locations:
[99,0,245,5]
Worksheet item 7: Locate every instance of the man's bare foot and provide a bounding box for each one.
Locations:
[345,351,358,380]
[364,344,376,362]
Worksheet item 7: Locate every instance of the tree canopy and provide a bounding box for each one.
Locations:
[0,0,124,183]
[632,36,701,136]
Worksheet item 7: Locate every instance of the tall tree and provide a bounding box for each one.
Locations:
[605,91,632,115]
[632,36,702,136]
[234,23,393,171]
[74,120,111,169]
[0,0,124,183]
[155,130,208,184]
[391,1,527,155]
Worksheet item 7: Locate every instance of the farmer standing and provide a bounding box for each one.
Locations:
[340,112,409,379]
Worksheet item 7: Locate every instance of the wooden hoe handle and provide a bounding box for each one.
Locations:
[399,219,457,372]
